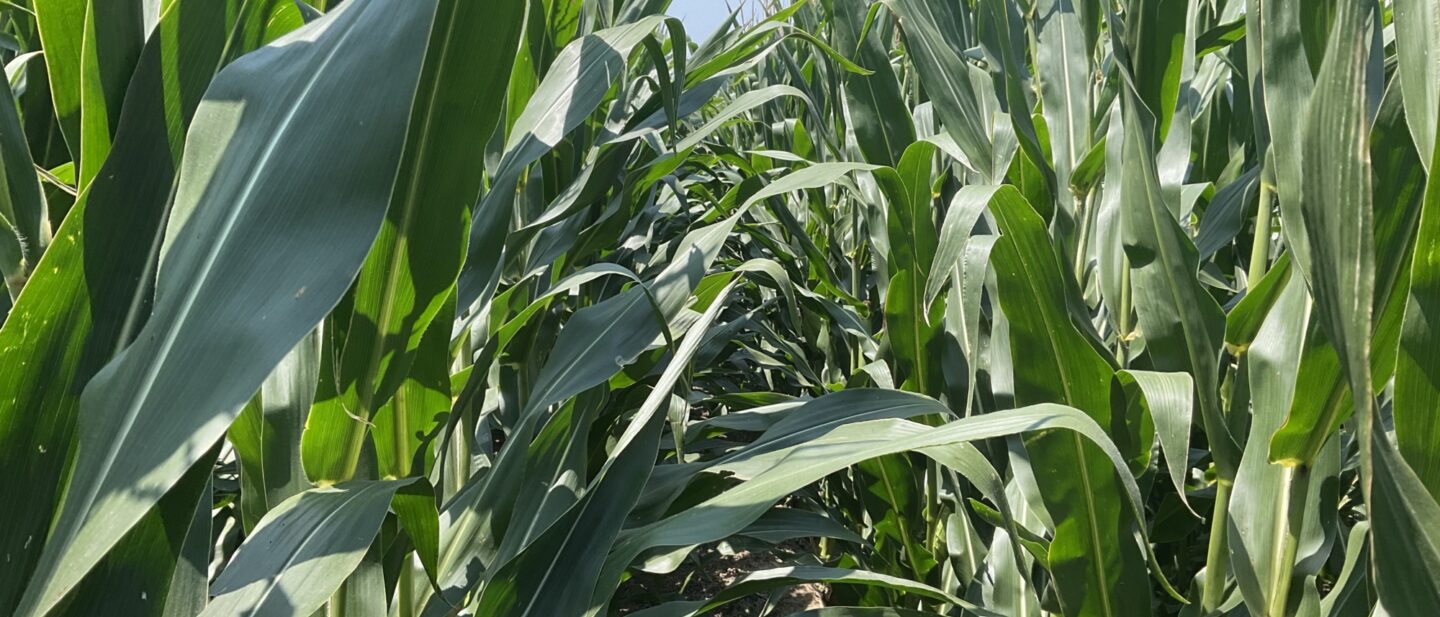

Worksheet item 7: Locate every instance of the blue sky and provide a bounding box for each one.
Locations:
[667,0,759,40]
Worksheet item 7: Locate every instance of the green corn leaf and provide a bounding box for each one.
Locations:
[75,0,144,190]
[672,85,809,153]
[1034,0,1092,213]
[1223,253,1292,355]
[925,185,993,310]
[1194,166,1262,260]
[1318,522,1371,617]
[597,393,1166,614]
[885,0,995,179]
[877,142,942,395]
[737,508,866,545]
[55,451,215,617]
[884,268,943,395]
[199,479,435,617]
[1116,370,1190,510]
[469,282,739,617]
[1270,0,1375,469]
[1266,79,1424,468]
[455,15,669,312]
[988,187,1154,617]
[740,162,879,212]
[877,142,938,283]
[1196,17,1246,57]
[956,235,997,414]
[1370,432,1440,615]
[1227,275,1332,616]
[32,0,85,160]
[370,298,454,481]
[325,0,525,484]
[1394,86,1440,500]
[1093,105,1127,328]
[980,0,1056,220]
[0,2,295,611]
[0,210,25,301]
[831,0,914,168]
[1251,0,1319,277]
[430,225,728,605]
[1394,0,1440,168]
[12,2,433,613]
[0,71,46,298]
[1113,15,1238,481]
[229,332,322,532]
[1124,0,1187,142]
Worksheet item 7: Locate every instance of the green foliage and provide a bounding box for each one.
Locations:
[0,0,1435,616]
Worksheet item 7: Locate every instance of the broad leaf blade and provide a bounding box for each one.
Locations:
[13,2,433,613]
[988,188,1153,617]
[200,479,424,617]
[0,2,293,611]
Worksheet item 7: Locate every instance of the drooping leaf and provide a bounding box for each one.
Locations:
[885,0,994,179]
[925,185,993,310]
[1116,370,1192,509]
[597,393,1163,615]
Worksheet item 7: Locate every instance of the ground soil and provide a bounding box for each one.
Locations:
[613,540,828,616]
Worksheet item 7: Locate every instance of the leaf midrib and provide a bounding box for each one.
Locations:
[51,0,377,588]
[355,0,466,431]
[998,208,1116,616]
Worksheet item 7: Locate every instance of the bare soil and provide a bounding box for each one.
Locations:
[613,540,828,616]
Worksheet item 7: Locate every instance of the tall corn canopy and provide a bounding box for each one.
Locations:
[0,0,1437,616]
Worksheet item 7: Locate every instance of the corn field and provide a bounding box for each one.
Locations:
[0,0,1436,615]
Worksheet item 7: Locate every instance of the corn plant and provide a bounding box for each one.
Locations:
[0,0,1437,616]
